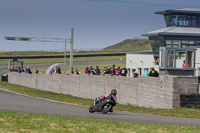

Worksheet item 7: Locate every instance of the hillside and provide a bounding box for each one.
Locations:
[102,39,152,52]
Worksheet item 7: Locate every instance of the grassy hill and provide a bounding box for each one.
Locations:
[102,39,152,52]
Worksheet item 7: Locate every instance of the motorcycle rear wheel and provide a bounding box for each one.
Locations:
[102,104,112,114]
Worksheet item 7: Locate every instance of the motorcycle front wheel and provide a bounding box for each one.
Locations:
[89,104,95,113]
[102,104,112,114]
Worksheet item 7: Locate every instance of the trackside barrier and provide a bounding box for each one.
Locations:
[8,72,199,109]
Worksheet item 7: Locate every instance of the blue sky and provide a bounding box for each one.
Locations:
[0,0,200,51]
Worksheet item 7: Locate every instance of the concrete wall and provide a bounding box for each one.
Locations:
[8,72,199,109]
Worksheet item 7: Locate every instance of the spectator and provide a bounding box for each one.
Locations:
[71,66,74,74]
[35,68,39,74]
[143,68,149,76]
[21,67,24,72]
[75,69,80,75]
[89,66,94,74]
[115,67,121,76]
[103,67,107,75]
[110,68,114,76]
[120,65,127,76]
[95,66,100,75]
[24,67,27,73]
[50,69,54,75]
[112,64,116,75]
[27,67,32,74]
[10,64,14,72]
[149,67,159,77]
[18,67,21,73]
[58,66,61,74]
[132,69,138,78]
[84,66,88,74]
[105,66,111,74]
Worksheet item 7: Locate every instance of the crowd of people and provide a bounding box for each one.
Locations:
[15,64,159,78]
[17,66,39,74]
[142,67,159,77]
[50,66,61,75]
[82,65,128,77]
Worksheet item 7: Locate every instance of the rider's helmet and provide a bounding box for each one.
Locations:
[111,89,117,96]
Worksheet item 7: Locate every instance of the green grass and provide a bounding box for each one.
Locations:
[103,39,152,52]
[0,56,126,66]
[1,81,200,119]
[1,110,200,133]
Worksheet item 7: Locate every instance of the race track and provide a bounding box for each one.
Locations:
[1,88,200,126]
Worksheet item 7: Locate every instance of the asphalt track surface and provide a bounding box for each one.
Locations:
[1,88,200,126]
[0,61,125,76]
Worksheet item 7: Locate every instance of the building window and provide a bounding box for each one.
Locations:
[175,51,186,68]
[167,50,175,67]
[187,51,195,68]
[172,15,197,27]
[196,41,200,47]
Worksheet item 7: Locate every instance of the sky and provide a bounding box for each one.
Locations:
[0,0,200,52]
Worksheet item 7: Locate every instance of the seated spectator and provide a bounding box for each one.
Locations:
[149,67,159,77]
[120,65,127,76]
[132,69,138,78]
[35,68,39,74]
[142,68,149,76]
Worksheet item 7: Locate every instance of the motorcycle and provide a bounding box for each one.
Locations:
[89,95,116,114]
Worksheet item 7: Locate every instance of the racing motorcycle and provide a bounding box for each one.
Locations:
[89,95,116,114]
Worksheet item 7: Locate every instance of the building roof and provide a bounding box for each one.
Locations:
[142,26,200,37]
[155,7,200,15]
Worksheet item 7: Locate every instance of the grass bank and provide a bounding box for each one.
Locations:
[0,56,125,66]
[1,81,200,119]
[0,110,200,133]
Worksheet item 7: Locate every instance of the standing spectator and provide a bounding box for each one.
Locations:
[21,67,24,72]
[95,66,100,75]
[10,64,14,72]
[18,67,21,73]
[105,66,111,74]
[75,69,80,75]
[50,69,54,75]
[35,68,39,74]
[58,66,61,74]
[71,67,74,74]
[149,67,159,77]
[132,69,138,78]
[27,67,32,74]
[143,68,149,76]
[120,65,127,76]
[84,66,88,74]
[103,67,107,76]
[24,67,27,73]
[112,64,116,75]
[115,67,121,76]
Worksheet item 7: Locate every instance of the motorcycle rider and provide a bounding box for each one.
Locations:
[94,89,117,112]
